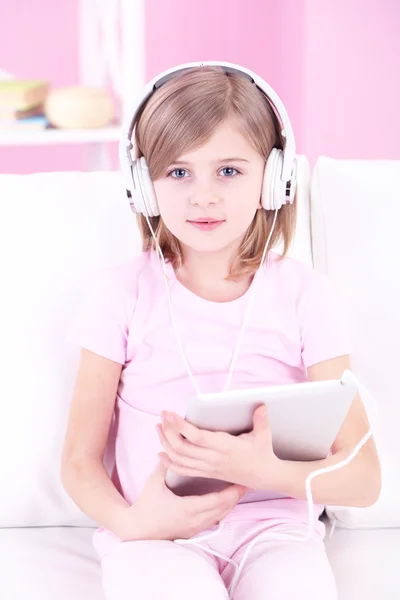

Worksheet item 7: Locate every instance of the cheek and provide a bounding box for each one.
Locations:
[152,180,168,208]
[157,200,189,240]
[153,183,181,222]
[230,185,261,218]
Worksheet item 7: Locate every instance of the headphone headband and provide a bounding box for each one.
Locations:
[119,61,296,199]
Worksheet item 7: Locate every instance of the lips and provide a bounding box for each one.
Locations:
[188,218,224,231]
[189,218,223,223]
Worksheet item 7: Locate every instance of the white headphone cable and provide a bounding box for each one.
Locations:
[142,214,202,395]
[223,209,278,392]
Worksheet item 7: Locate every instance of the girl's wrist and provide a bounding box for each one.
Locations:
[257,456,288,492]
[116,504,164,542]
[110,503,145,541]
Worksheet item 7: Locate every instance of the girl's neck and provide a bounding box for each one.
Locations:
[175,245,252,303]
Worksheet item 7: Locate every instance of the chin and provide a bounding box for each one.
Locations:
[170,223,247,255]
[181,236,242,256]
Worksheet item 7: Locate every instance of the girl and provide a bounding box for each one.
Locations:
[61,63,380,600]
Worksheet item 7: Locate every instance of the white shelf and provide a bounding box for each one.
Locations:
[0,125,121,146]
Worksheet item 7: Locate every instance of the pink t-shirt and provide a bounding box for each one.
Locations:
[67,250,351,548]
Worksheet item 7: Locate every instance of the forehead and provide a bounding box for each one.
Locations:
[176,120,261,163]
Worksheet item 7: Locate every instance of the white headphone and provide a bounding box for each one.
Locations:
[119,61,298,217]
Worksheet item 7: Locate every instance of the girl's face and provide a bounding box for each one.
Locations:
[153,120,265,257]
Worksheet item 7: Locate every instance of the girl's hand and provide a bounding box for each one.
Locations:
[156,406,284,491]
[119,462,247,542]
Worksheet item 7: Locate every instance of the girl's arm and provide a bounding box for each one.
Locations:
[274,354,382,507]
[61,349,131,538]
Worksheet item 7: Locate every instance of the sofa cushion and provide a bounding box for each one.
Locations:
[0,525,399,600]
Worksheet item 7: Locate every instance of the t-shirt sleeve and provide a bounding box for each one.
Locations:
[66,268,132,365]
[297,269,352,368]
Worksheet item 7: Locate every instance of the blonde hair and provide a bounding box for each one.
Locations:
[135,66,297,279]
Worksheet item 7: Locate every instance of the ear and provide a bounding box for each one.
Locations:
[257,188,264,209]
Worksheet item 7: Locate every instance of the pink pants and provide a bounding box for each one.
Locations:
[99,518,337,600]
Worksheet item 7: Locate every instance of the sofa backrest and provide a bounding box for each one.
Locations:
[312,157,400,527]
[2,155,398,529]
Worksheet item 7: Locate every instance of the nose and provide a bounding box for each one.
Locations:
[189,189,220,208]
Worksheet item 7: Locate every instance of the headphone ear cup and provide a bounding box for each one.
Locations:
[130,160,144,214]
[137,157,160,217]
[132,157,160,217]
[261,148,287,211]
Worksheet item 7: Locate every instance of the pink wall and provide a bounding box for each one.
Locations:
[302,0,400,164]
[0,0,399,174]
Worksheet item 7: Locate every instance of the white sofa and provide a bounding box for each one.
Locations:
[0,156,399,599]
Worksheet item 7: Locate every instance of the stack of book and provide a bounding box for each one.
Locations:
[0,80,50,130]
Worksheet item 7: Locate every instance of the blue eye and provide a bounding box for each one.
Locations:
[167,166,240,179]
[220,167,239,177]
[169,168,188,179]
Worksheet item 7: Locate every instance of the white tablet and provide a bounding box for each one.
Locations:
[165,370,358,501]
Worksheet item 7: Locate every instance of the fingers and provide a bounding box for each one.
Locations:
[158,451,212,478]
[218,484,248,505]
[162,412,221,450]
[252,404,269,434]
[156,424,214,471]
[188,484,247,514]
[152,460,168,479]
[196,485,247,527]
[253,404,268,421]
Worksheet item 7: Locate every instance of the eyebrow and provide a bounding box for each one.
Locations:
[170,157,250,166]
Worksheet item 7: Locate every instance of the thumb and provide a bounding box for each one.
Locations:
[153,459,168,479]
[252,405,269,435]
